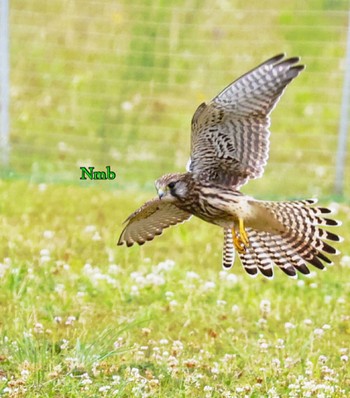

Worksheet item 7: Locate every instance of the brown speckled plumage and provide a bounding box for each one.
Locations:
[118,54,341,278]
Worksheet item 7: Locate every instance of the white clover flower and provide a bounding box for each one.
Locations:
[65,316,76,326]
[55,284,65,294]
[284,322,296,331]
[217,300,226,306]
[340,255,350,267]
[260,299,271,316]
[43,230,55,239]
[341,355,348,362]
[222,354,235,362]
[167,355,179,367]
[0,262,10,278]
[84,225,96,233]
[313,328,324,337]
[121,101,133,111]
[40,253,51,263]
[135,351,145,359]
[130,285,139,296]
[23,330,32,338]
[108,264,121,274]
[38,183,47,191]
[20,369,30,379]
[33,323,44,334]
[219,270,228,279]
[259,342,269,351]
[130,367,140,376]
[305,360,313,376]
[155,259,175,272]
[267,386,279,397]
[60,339,69,350]
[322,324,331,330]
[225,273,239,284]
[165,291,174,299]
[276,338,285,349]
[303,319,313,326]
[113,337,124,349]
[169,300,178,308]
[284,357,294,368]
[211,362,220,374]
[145,273,165,286]
[204,281,216,290]
[231,304,239,313]
[98,385,111,393]
[186,271,200,279]
[159,339,169,345]
[172,340,184,355]
[92,231,101,241]
[318,355,328,364]
[141,327,151,336]
[112,375,121,384]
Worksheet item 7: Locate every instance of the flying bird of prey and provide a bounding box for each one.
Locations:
[118,54,341,278]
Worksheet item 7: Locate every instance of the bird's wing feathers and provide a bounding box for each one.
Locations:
[189,54,304,188]
[118,198,192,247]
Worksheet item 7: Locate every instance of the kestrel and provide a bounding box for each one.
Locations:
[118,54,341,278]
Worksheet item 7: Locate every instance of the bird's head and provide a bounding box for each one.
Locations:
[155,173,190,201]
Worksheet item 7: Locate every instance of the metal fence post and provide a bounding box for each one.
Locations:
[0,0,9,167]
[334,11,350,196]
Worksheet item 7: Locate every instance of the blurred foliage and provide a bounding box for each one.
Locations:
[5,0,350,198]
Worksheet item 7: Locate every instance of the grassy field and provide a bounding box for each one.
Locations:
[3,0,350,396]
[0,179,349,397]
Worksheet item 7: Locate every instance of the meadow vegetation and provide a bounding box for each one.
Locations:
[2,0,350,396]
[0,180,349,396]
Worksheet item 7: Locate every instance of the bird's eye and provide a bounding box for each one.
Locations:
[168,182,176,189]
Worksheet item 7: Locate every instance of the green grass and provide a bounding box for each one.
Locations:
[3,1,350,396]
[0,179,349,397]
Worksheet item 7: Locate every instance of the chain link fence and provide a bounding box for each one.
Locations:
[1,0,350,199]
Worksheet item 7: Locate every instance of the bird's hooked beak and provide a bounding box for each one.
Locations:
[156,181,167,199]
[158,188,165,199]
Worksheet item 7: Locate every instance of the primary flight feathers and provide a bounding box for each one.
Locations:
[118,54,341,278]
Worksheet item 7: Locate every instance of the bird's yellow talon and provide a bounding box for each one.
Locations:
[232,218,249,254]
[239,218,250,247]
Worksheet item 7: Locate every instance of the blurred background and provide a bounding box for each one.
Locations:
[1,0,350,199]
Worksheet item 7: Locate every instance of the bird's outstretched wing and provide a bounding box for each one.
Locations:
[189,54,305,188]
[117,198,192,247]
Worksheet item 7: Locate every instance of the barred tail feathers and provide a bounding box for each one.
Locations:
[239,200,341,278]
[223,228,235,269]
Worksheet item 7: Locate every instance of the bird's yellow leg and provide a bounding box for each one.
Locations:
[232,224,246,254]
[239,218,250,247]
[231,218,249,254]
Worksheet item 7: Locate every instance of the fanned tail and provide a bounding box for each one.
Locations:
[238,200,342,278]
